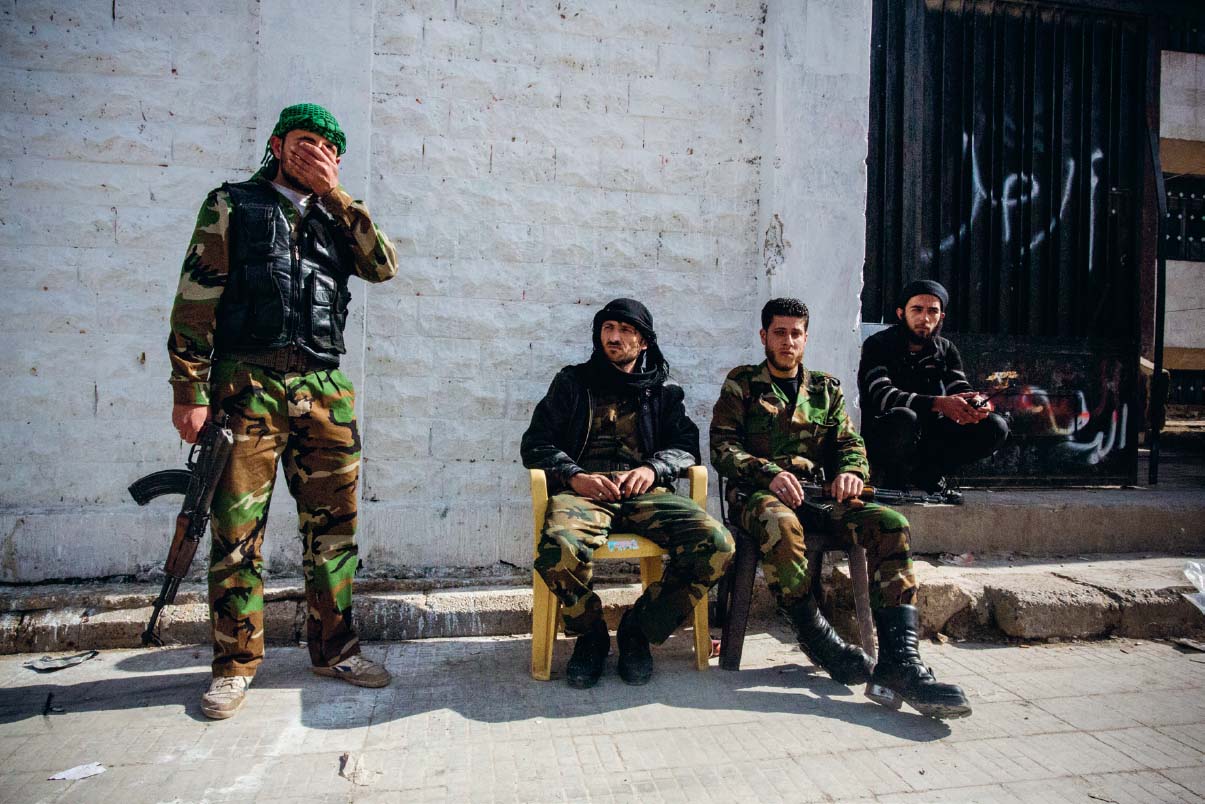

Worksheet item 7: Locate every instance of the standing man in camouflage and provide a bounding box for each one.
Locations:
[522,298,734,688]
[711,298,969,719]
[168,103,398,719]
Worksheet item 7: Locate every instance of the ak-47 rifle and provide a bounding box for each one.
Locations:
[797,468,964,521]
[128,414,234,646]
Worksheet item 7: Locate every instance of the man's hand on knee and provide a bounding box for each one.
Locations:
[569,472,623,502]
[769,471,804,508]
[830,472,864,503]
[614,466,656,498]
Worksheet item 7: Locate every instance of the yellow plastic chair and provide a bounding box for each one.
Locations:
[529,466,712,681]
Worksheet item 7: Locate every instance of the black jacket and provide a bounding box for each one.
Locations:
[214,179,352,363]
[857,323,973,417]
[520,363,701,492]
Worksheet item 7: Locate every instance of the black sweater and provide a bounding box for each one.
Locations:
[857,324,973,417]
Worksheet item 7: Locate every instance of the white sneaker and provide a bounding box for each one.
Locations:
[201,675,252,720]
[311,654,391,688]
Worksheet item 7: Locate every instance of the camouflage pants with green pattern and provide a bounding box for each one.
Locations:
[207,359,362,677]
[738,490,917,610]
[535,488,734,643]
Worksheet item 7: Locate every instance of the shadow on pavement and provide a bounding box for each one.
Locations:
[0,635,951,742]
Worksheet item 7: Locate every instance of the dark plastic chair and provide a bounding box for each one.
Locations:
[714,476,876,671]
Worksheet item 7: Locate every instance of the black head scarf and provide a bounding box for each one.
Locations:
[898,279,950,311]
[585,298,669,392]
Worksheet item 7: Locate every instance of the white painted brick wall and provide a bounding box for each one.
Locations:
[362,0,767,570]
[0,0,878,581]
[0,1,260,579]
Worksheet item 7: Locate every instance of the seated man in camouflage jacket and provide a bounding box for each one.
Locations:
[522,298,734,688]
[710,298,969,719]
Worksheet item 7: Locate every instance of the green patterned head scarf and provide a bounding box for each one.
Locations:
[255,103,346,179]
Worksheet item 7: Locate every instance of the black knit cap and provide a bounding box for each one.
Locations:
[592,297,657,344]
[899,279,950,311]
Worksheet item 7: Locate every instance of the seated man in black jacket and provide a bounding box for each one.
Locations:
[521,298,734,688]
[858,280,1009,491]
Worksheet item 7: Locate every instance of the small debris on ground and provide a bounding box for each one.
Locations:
[339,752,380,787]
[939,552,974,566]
[1173,638,1205,653]
[23,651,99,673]
[49,763,105,781]
[932,633,951,644]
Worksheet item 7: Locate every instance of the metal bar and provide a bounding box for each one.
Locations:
[1148,125,1167,484]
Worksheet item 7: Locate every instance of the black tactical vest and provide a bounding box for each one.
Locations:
[213,179,352,363]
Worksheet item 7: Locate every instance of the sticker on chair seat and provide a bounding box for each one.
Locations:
[607,538,640,551]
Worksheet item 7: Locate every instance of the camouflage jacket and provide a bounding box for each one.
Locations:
[167,179,398,406]
[710,361,870,491]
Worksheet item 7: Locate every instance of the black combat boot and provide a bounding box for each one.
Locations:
[867,605,971,719]
[616,610,653,685]
[784,597,874,685]
[565,620,610,689]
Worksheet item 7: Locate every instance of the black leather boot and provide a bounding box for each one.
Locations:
[616,610,653,685]
[784,597,874,685]
[867,605,971,719]
[565,620,610,689]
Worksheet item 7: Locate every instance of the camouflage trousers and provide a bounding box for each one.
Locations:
[738,490,917,610]
[535,488,734,643]
[207,359,362,677]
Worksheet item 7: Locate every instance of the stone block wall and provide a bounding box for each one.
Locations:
[0,0,876,581]
[360,0,766,570]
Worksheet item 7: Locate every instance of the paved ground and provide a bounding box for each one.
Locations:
[1,625,1204,803]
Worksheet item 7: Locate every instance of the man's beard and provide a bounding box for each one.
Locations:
[905,324,938,345]
[608,348,642,372]
[764,345,799,374]
[276,158,312,194]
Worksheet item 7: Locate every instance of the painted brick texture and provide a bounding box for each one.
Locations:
[362,0,766,569]
[0,0,874,581]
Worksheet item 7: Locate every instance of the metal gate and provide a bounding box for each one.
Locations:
[864,0,1151,485]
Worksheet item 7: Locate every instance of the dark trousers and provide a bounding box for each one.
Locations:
[865,408,1009,488]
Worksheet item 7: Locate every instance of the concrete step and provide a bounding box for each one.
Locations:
[1,555,1201,654]
[905,487,1205,555]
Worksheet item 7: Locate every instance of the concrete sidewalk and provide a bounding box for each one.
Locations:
[1,626,1203,803]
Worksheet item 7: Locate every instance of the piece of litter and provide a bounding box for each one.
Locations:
[338,753,380,787]
[939,552,974,567]
[1173,638,1205,653]
[932,633,951,644]
[49,763,105,781]
[709,639,721,659]
[1183,561,1205,616]
[23,651,99,673]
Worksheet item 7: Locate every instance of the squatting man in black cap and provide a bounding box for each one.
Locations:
[521,299,734,688]
[857,280,1009,492]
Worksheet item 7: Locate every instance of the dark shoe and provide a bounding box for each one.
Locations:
[565,621,610,689]
[867,605,971,719]
[783,597,874,686]
[616,610,653,685]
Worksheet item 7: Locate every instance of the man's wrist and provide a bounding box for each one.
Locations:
[171,381,210,407]
[760,463,785,488]
[320,186,353,216]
